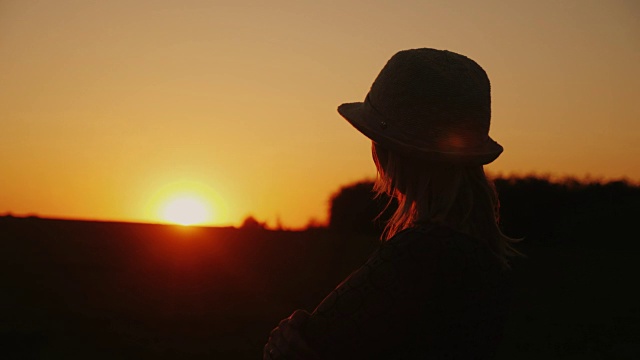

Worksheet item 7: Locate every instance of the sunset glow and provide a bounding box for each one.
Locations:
[161,195,212,226]
[146,180,227,226]
[1,0,638,227]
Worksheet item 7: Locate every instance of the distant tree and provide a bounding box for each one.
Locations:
[274,215,284,231]
[240,215,266,230]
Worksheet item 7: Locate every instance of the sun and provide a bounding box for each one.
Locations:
[147,180,227,226]
[160,195,212,226]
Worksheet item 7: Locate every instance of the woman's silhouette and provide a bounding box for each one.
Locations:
[264,48,520,359]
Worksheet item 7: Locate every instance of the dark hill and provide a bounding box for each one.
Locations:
[0,216,376,359]
[2,177,639,360]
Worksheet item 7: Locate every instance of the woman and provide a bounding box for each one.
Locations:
[264,48,520,359]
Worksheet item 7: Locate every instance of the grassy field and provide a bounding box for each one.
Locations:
[1,216,638,359]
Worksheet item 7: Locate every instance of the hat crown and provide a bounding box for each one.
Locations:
[337,48,503,164]
[368,48,492,149]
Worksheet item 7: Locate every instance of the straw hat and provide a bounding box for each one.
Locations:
[338,48,503,164]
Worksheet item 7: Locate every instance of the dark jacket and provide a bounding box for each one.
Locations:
[302,224,512,359]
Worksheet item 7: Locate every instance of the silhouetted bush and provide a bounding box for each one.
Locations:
[328,181,396,235]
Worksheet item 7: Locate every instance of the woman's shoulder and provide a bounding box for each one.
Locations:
[385,223,477,251]
[370,224,459,273]
[383,223,503,274]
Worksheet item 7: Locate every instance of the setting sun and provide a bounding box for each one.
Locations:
[147,180,227,226]
[161,196,212,226]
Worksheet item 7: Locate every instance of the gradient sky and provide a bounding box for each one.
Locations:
[1,0,639,228]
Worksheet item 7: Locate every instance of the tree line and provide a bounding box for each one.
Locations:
[327,176,640,247]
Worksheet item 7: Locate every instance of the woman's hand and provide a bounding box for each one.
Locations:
[263,309,321,360]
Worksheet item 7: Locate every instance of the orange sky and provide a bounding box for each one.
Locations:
[1,0,639,228]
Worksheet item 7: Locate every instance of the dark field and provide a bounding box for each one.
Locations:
[1,216,638,359]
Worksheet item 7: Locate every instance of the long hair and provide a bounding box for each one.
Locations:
[372,142,520,268]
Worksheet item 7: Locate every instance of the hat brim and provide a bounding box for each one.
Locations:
[338,102,503,165]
